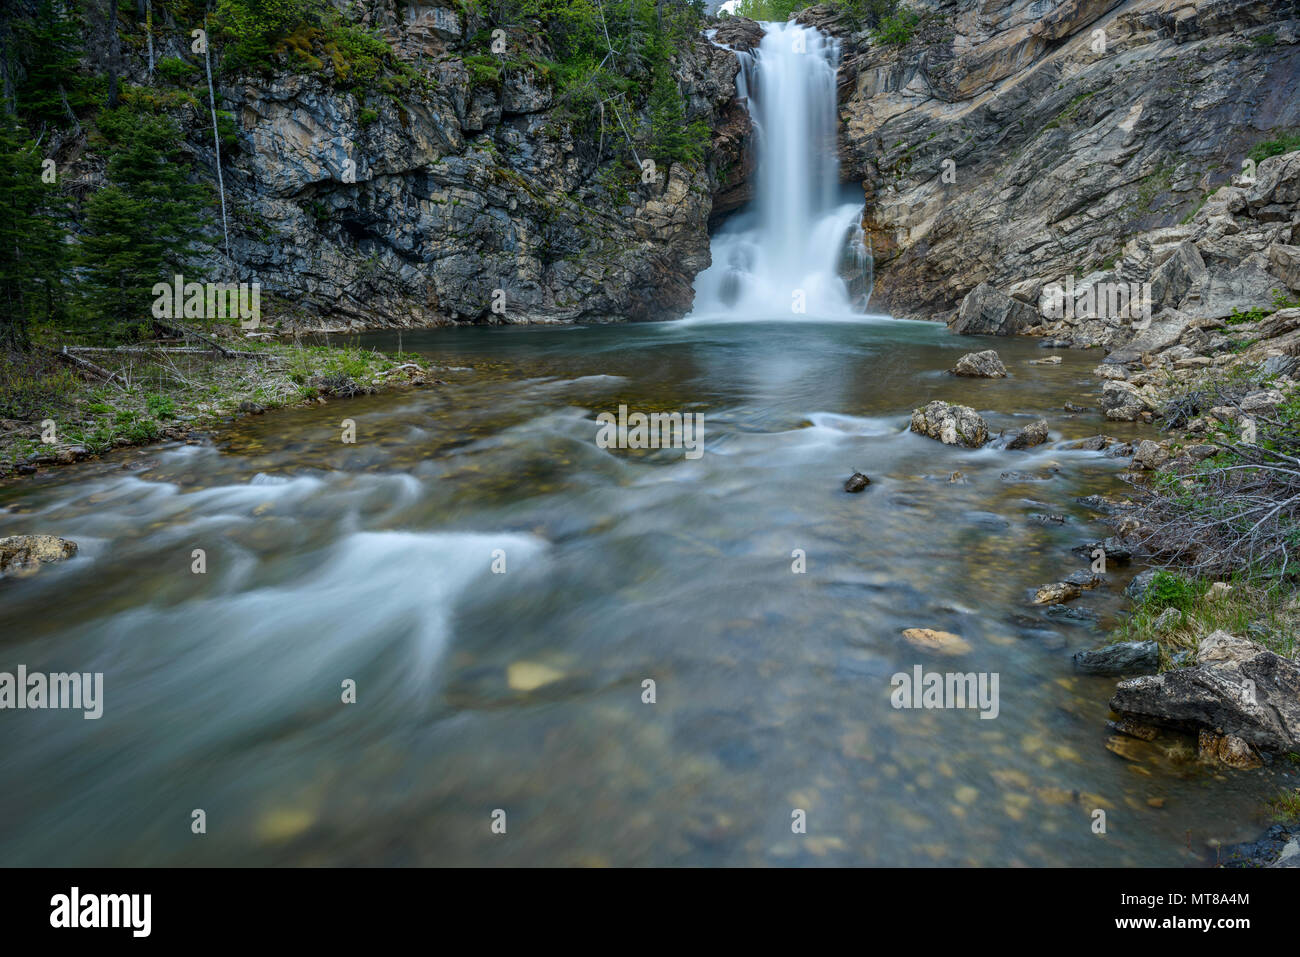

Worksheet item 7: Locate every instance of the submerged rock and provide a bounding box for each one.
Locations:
[949,350,1007,378]
[909,401,989,448]
[901,628,972,656]
[0,535,78,579]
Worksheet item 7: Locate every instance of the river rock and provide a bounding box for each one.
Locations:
[909,401,989,448]
[844,471,871,493]
[1197,729,1262,770]
[1032,581,1080,605]
[1005,418,1049,450]
[950,350,1007,377]
[1073,640,1160,676]
[901,628,972,656]
[1109,631,1300,755]
[0,535,79,578]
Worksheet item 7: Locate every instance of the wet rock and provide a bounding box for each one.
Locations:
[1063,570,1103,588]
[1004,418,1049,450]
[949,349,1007,377]
[1028,512,1067,526]
[1072,537,1133,564]
[1197,729,1262,770]
[0,534,78,578]
[901,628,972,656]
[999,468,1058,482]
[1076,493,1129,513]
[1027,355,1062,365]
[949,283,1039,336]
[909,401,989,448]
[1220,823,1300,868]
[1110,631,1300,755]
[1108,716,1160,740]
[1032,582,1081,605]
[1068,435,1117,451]
[1073,640,1160,676]
[238,401,266,414]
[506,661,565,692]
[843,471,871,493]
[1062,401,1088,412]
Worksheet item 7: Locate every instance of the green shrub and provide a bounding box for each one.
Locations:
[156,57,201,86]
[1247,130,1300,165]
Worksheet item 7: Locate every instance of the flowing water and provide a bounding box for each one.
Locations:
[0,23,1286,868]
[694,23,870,317]
[0,321,1288,866]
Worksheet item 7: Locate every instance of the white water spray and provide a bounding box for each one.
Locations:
[690,22,872,319]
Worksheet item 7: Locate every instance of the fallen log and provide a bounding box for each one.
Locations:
[152,320,235,358]
[56,347,124,385]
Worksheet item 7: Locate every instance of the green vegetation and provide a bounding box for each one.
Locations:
[1247,129,1300,165]
[874,6,922,46]
[77,109,212,342]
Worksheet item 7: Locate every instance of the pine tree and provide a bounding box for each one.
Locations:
[11,0,87,132]
[77,109,210,340]
[0,117,67,350]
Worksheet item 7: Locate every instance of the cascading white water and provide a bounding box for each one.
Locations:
[690,22,872,319]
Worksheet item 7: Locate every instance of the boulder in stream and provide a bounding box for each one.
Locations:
[843,471,871,493]
[949,350,1007,378]
[909,401,989,448]
[0,535,78,579]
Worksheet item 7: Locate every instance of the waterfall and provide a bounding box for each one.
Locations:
[689,22,874,319]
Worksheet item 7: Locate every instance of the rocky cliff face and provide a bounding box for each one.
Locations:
[164,2,753,329]
[802,0,1300,325]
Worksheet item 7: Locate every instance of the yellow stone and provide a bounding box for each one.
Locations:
[507,661,565,691]
[901,628,972,655]
[256,808,314,843]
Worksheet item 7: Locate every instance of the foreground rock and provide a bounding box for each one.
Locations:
[909,401,989,448]
[1074,640,1160,676]
[949,350,1007,378]
[1109,631,1300,757]
[0,535,79,578]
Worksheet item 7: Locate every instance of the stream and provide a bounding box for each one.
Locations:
[0,318,1287,865]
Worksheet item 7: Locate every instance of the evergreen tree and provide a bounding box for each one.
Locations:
[0,117,68,350]
[77,108,210,340]
[11,0,88,131]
